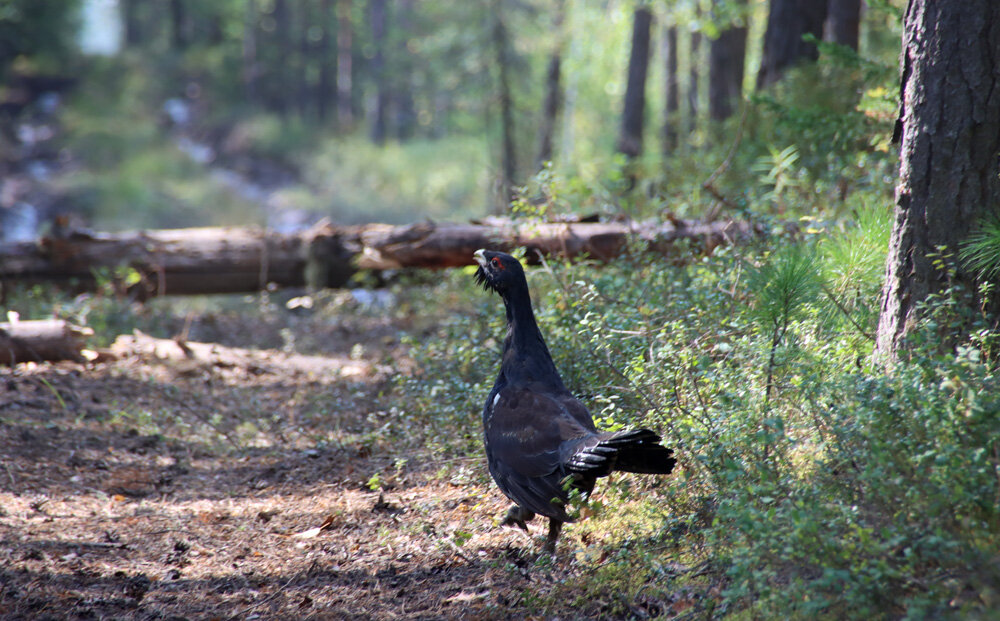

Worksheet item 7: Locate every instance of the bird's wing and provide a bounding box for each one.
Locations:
[485,385,596,519]
[486,385,594,477]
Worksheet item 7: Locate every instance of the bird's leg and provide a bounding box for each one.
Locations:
[543,518,563,554]
[501,505,535,532]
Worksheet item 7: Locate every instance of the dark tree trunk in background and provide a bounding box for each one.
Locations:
[122,0,142,47]
[708,0,747,121]
[662,25,679,154]
[756,0,827,88]
[169,0,187,50]
[370,0,389,144]
[317,0,334,122]
[617,7,653,159]
[687,27,701,135]
[337,0,354,128]
[876,0,1000,358]
[243,0,258,105]
[825,0,861,50]
[296,0,311,119]
[493,6,517,210]
[273,0,292,116]
[393,0,417,140]
[536,0,565,169]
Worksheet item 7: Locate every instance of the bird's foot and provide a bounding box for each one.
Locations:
[543,519,563,555]
[501,505,535,532]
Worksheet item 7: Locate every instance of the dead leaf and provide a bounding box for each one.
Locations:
[292,514,336,538]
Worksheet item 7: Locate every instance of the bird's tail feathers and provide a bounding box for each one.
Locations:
[567,428,676,477]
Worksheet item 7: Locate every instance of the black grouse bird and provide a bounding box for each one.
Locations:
[473,249,676,553]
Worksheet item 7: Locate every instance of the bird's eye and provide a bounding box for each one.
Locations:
[490,257,501,267]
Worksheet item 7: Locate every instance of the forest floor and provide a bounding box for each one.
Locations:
[0,290,698,620]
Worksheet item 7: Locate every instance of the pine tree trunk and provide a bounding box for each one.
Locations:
[243,0,258,105]
[336,0,354,128]
[756,0,827,88]
[122,0,142,47]
[708,1,747,122]
[617,7,654,159]
[273,0,292,116]
[393,0,417,140]
[662,25,679,154]
[370,0,389,144]
[169,0,187,50]
[876,0,1000,358]
[493,5,517,210]
[536,1,565,169]
[825,0,861,50]
[317,0,334,123]
[296,0,311,119]
[687,16,701,135]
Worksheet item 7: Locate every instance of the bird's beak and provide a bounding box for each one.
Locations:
[474,249,488,267]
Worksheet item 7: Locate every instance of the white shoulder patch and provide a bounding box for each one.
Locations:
[492,393,502,408]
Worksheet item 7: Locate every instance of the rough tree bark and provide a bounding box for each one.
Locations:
[756,0,827,89]
[708,0,747,122]
[876,0,1000,358]
[825,0,861,50]
[617,6,654,159]
[662,25,679,154]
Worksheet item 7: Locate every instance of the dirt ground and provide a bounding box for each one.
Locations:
[0,293,694,620]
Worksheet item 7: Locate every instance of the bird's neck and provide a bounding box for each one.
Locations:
[500,287,564,388]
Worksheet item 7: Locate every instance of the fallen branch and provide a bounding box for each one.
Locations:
[0,319,92,365]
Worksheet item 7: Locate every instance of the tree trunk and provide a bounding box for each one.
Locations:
[876,0,1000,358]
[370,0,389,144]
[121,0,143,47]
[296,0,311,119]
[687,26,701,136]
[273,0,292,116]
[617,7,654,159]
[756,0,827,89]
[825,0,861,50]
[243,0,258,105]
[662,25,679,154]
[169,0,187,50]
[708,0,747,122]
[317,0,334,123]
[493,5,517,211]
[336,0,354,128]
[536,0,565,169]
[392,0,417,140]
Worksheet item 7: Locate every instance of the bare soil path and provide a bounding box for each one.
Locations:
[0,292,684,620]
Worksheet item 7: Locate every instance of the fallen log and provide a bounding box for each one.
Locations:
[0,218,759,296]
[356,217,756,269]
[0,319,92,365]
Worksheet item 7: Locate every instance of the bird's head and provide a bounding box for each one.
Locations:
[473,249,526,296]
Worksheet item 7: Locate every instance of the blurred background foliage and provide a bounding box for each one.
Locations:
[2,0,900,233]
